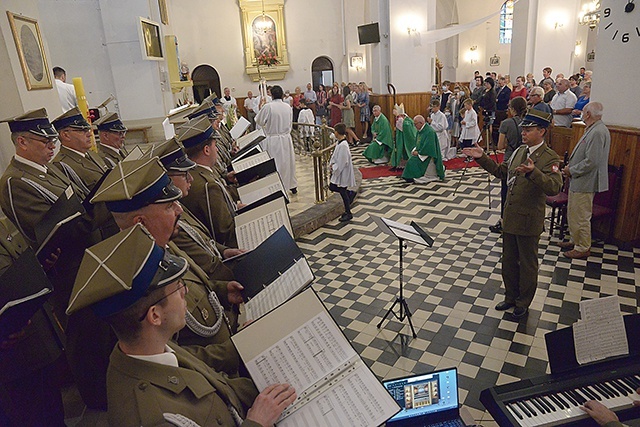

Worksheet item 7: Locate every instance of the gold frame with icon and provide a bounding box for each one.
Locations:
[6,12,52,90]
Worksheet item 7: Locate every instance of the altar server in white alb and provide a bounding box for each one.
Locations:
[428,99,454,161]
[329,123,356,222]
[255,85,298,194]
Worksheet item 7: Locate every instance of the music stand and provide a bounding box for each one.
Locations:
[371,215,434,338]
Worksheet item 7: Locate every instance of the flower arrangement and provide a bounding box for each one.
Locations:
[257,51,279,67]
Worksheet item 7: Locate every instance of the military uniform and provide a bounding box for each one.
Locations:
[0,218,64,427]
[53,145,108,190]
[477,143,562,309]
[107,342,259,427]
[97,143,125,169]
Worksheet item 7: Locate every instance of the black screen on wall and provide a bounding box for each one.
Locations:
[358,23,380,45]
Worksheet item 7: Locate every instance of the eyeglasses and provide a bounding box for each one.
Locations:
[26,135,58,145]
[138,280,186,322]
[169,171,192,181]
[68,128,92,134]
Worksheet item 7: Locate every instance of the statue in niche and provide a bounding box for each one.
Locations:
[252,15,278,60]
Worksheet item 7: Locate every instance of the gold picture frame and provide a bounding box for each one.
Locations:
[158,0,169,25]
[6,12,52,90]
[239,0,290,81]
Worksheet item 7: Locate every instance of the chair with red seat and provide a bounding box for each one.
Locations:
[591,164,623,240]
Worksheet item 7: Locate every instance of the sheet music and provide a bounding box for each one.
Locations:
[162,117,175,139]
[245,310,357,395]
[236,128,265,149]
[573,296,629,365]
[236,199,292,251]
[245,258,313,320]
[238,173,286,206]
[381,217,416,234]
[278,363,399,427]
[233,151,271,173]
[230,116,251,140]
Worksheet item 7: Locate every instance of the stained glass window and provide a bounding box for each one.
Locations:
[499,0,514,44]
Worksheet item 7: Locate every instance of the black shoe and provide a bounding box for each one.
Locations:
[511,307,528,320]
[290,188,297,194]
[389,167,398,172]
[495,301,515,311]
[489,222,503,234]
[339,213,353,222]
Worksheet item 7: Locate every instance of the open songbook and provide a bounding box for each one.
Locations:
[0,248,53,337]
[238,172,288,206]
[230,116,251,140]
[235,193,292,251]
[234,156,277,185]
[235,128,266,151]
[232,288,401,426]
[232,151,271,174]
[233,226,313,320]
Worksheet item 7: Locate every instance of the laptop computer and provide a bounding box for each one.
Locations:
[383,367,466,427]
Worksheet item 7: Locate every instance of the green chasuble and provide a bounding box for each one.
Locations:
[363,113,393,163]
[402,123,445,180]
[390,116,417,167]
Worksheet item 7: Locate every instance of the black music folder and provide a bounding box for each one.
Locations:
[233,226,313,320]
[0,248,53,337]
[235,158,276,185]
[35,186,85,263]
[545,313,640,374]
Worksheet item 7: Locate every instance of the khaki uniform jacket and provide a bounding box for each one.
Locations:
[0,218,62,384]
[181,165,238,248]
[107,342,260,427]
[167,243,241,376]
[97,143,125,169]
[52,145,108,191]
[477,144,562,236]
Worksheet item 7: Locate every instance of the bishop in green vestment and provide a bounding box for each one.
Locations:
[402,115,445,183]
[390,109,417,169]
[363,105,393,164]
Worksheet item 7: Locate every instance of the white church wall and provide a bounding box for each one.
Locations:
[0,0,62,170]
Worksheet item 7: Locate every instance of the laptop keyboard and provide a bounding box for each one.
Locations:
[427,419,466,427]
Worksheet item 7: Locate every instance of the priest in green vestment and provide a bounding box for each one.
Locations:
[363,105,393,164]
[390,104,417,170]
[402,115,445,183]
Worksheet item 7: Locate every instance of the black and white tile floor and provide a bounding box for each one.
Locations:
[297,146,640,425]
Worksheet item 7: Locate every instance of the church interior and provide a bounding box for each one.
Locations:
[0,0,639,426]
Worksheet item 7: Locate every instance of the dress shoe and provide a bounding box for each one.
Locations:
[495,301,515,311]
[290,187,297,194]
[511,307,528,320]
[563,249,590,259]
[339,213,353,222]
[389,167,398,172]
[557,241,575,249]
[489,221,502,234]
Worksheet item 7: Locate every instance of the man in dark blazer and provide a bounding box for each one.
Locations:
[559,102,611,259]
[464,109,562,320]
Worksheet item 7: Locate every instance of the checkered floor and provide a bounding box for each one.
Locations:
[297,145,640,426]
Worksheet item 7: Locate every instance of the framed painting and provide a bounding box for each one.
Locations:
[239,0,290,81]
[490,55,500,67]
[158,0,169,25]
[6,12,52,90]
[138,17,163,61]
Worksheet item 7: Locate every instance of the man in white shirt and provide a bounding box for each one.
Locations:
[220,87,237,118]
[53,66,78,112]
[244,90,258,131]
[550,79,577,128]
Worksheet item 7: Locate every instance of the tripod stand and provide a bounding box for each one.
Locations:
[377,237,417,338]
[372,215,434,339]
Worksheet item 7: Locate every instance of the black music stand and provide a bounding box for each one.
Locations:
[371,215,434,338]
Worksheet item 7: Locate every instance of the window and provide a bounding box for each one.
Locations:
[499,0,514,44]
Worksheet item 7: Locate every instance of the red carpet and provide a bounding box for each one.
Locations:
[359,153,504,179]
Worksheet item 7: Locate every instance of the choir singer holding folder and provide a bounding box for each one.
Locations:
[66,224,296,426]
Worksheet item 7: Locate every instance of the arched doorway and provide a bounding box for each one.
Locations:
[311,56,334,91]
[191,64,221,103]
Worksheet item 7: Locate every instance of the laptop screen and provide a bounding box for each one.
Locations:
[383,368,459,423]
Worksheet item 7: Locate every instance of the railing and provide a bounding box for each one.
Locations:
[291,119,335,203]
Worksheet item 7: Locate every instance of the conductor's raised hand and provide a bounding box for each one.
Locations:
[246,383,297,427]
[462,143,483,159]
[514,157,535,174]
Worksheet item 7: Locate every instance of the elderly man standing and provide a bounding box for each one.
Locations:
[559,102,611,259]
[255,85,298,194]
[550,79,577,128]
[464,110,562,320]
[244,90,258,131]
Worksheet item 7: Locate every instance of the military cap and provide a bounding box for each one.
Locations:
[176,116,219,149]
[52,107,91,131]
[94,112,127,132]
[66,223,188,317]
[91,157,182,212]
[0,108,58,138]
[168,105,197,125]
[144,137,195,172]
[521,109,552,128]
[203,93,222,106]
[186,100,218,120]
